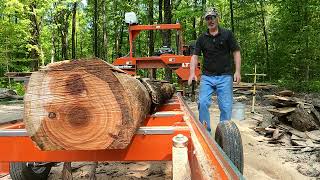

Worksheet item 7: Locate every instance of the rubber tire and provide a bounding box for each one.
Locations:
[9,162,52,180]
[215,121,244,173]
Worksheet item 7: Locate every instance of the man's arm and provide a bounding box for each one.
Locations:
[188,55,199,85]
[233,50,241,84]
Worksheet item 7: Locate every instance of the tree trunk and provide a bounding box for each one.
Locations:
[163,0,172,47]
[163,0,173,82]
[62,10,71,60]
[61,28,68,60]
[72,2,77,59]
[303,2,310,82]
[148,0,156,78]
[29,2,41,71]
[112,1,119,60]
[192,17,197,40]
[199,0,206,30]
[24,59,175,151]
[117,20,124,58]
[159,0,164,44]
[51,30,55,63]
[258,0,270,77]
[57,9,71,60]
[159,0,163,24]
[102,0,108,61]
[229,0,235,33]
[94,0,98,57]
[192,0,197,40]
[148,0,154,56]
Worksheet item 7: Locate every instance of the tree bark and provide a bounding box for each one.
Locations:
[24,59,175,150]
[72,2,77,59]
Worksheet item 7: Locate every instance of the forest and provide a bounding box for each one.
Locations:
[0,0,320,93]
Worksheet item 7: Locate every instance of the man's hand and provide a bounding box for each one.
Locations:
[188,74,198,85]
[234,71,241,84]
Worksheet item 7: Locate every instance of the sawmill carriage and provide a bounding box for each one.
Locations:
[0,12,244,180]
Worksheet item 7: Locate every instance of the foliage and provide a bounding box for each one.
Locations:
[0,0,320,93]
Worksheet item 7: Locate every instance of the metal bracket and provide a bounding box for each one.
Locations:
[136,126,175,135]
[0,129,27,136]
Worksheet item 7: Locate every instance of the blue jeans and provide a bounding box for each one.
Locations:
[198,75,233,132]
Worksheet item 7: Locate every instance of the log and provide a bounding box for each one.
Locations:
[287,104,320,131]
[0,88,23,100]
[24,58,174,150]
[141,79,175,105]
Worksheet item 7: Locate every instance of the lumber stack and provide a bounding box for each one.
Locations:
[24,58,174,150]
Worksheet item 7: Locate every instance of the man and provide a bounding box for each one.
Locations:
[188,8,241,133]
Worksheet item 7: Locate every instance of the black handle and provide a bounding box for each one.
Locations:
[191,80,196,102]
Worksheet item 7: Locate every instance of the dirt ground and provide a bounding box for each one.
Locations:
[1,92,320,179]
[187,100,319,180]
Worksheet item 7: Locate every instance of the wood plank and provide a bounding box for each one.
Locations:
[267,107,296,117]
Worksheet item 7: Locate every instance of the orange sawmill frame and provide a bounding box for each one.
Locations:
[112,23,201,81]
[0,94,243,179]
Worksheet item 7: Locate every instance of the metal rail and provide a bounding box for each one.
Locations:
[0,126,189,136]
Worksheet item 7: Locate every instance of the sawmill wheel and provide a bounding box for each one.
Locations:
[215,121,244,173]
[9,162,53,180]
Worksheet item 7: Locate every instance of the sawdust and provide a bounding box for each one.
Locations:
[186,95,319,180]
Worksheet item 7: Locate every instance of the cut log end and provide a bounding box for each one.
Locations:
[24,59,154,150]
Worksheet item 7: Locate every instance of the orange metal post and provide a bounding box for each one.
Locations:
[0,162,9,175]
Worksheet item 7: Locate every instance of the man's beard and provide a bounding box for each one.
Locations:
[207,22,217,30]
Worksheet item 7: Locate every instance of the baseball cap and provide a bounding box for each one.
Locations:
[204,8,219,19]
